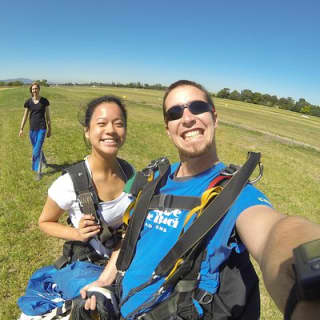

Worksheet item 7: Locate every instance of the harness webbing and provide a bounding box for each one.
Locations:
[65,158,135,249]
[117,158,171,271]
[117,152,261,319]
[155,152,260,277]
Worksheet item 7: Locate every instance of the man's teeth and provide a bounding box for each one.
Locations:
[185,130,201,138]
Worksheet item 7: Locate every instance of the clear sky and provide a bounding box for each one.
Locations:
[1,0,320,105]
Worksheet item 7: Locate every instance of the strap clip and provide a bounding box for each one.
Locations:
[194,289,213,305]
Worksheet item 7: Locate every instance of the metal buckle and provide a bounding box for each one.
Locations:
[196,290,213,305]
[142,157,168,176]
[249,162,264,184]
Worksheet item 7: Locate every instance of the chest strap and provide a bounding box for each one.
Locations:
[149,194,200,210]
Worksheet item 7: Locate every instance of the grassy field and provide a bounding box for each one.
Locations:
[1,86,320,320]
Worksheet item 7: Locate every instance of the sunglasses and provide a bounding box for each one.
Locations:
[165,100,213,122]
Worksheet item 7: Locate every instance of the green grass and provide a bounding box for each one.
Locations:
[1,86,320,319]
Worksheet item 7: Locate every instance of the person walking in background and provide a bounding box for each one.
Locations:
[19,81,51,180]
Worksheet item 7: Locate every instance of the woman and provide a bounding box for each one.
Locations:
[18,95,135,319]
[19,82,51,180]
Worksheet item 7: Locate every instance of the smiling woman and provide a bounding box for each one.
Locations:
[17,95,135,319]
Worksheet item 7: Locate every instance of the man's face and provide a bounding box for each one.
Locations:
[164,85,218,160]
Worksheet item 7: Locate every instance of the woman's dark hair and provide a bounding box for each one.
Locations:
[80,95,127,128]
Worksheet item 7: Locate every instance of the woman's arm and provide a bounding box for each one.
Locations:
[19,108,29,136]
[38,196,101,242]
[45,106,51,138]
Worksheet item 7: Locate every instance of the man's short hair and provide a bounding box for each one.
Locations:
[162,80,215,121]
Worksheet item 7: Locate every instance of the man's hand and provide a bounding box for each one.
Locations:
[80,280,109,311]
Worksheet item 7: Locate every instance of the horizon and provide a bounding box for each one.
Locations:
[1,1,320,105]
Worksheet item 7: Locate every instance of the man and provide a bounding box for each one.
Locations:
[19,82,51,180]
[81,80,320,319]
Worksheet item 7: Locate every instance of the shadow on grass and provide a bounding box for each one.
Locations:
[42,162,73,176]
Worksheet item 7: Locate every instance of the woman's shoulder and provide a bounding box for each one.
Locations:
[40,96,50,106]
[48,172,74,196]
[24,98,32,107]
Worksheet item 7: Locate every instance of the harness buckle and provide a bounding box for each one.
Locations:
[142,157,168,177]
[159,194,173,210]
[194,290,214,305]
[249,162,263,184]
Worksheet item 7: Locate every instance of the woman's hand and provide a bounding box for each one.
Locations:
[77,214,101,242]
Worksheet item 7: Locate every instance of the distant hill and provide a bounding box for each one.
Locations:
[0,78,33,84]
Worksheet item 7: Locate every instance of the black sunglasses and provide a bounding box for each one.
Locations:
[165,100,212,122]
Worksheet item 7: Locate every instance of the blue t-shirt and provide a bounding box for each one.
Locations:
[120,162,272,318]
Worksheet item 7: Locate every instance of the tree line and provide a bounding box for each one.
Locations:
[1,80,319,117]
[0,79,49,87]
[215,88,320,117]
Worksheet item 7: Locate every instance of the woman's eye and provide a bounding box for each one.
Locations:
[115,121,124,127]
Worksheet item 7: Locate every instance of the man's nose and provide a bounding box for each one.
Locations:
[181,107,196,122]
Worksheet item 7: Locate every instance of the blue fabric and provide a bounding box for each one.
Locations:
[120,162,272,318]
[29,129,47,172]
[18,261,103,316]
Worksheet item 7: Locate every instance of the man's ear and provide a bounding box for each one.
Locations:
[165,124,173,141]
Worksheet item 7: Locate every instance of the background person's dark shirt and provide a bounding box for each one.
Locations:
[24,97,50,130]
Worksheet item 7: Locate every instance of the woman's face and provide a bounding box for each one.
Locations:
[31,85,40,97]
[85,102,126,157]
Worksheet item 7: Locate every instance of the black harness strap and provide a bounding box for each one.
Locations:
[155,152,260,277]
[149,194,200,210]
[117,158,171,271]
[66,161,115,246]
[66,161,99,214]
[118,153,261,320]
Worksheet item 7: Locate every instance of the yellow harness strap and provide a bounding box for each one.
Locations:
[165,186,223,281]
[183,186,223,231]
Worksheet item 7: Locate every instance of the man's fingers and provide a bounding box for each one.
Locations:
[84,295,96,311]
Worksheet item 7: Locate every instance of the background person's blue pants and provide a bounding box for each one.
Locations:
[29,129,47,172]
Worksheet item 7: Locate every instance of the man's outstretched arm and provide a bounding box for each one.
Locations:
[236,205,320,320]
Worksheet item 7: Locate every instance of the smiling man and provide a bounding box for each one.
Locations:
[81,80,320,320]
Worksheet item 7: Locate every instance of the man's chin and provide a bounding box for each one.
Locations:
[178,146,211,160]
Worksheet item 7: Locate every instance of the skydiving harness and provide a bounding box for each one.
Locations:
[54,158,135,269]
[116,152,263,320]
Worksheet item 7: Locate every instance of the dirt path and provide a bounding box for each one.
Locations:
[220,119,320,153]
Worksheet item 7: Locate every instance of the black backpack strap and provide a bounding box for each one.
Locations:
[65,161,99,215]
[118,158,136,193]
[65,160,122,248]
[117,157,171,271]
[54,241,108,269]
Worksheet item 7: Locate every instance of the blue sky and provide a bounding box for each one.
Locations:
[1,0,320,104]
